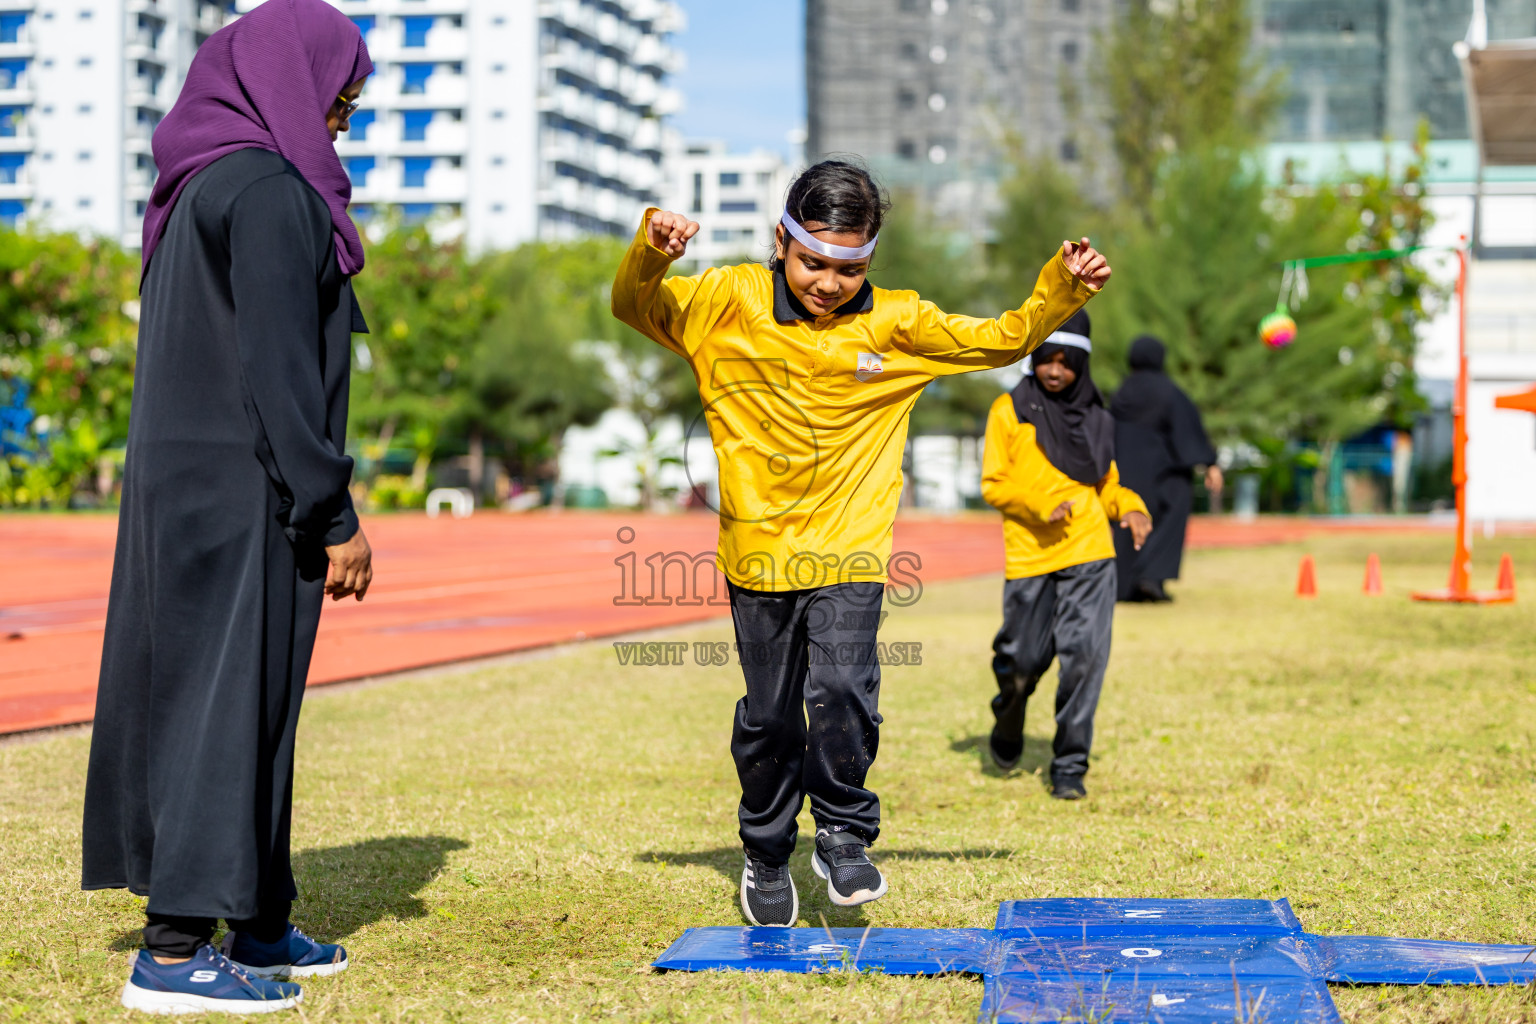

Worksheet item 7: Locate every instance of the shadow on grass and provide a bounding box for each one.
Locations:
[293,834,469,941]
[949,733,1055,779]
[105,835,468,951]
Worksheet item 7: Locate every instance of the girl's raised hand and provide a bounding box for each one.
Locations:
[648,210,700,258]
[1062,237,1112,289]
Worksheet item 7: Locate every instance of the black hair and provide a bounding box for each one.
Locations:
[772,159,891,269]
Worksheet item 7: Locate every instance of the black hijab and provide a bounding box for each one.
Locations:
[1109,334,1218,469]
[1010,310,1116,485]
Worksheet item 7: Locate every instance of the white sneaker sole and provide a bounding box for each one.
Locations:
[739,862,798,927]
[812,849,889,907]
[228,954,348,979]
[120,981,301,1015]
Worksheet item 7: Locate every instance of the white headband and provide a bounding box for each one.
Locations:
[1044,330,1092,352]
[779,212,878,261]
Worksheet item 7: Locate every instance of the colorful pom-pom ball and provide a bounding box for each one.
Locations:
[1260,311,1297,349]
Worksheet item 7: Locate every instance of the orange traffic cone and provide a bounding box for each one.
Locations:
[1296,556,1317,599]
[1363,553,1383,596]
[1497,553,1516,597]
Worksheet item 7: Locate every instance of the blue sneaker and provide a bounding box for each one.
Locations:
[120,945,301,1014]
[222,923,348,979]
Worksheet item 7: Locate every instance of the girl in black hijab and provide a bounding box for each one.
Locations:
[1110,335,1221,603]
[979,310,1151,799]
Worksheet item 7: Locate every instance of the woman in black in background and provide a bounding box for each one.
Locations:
[82,0,375,1011]
[1110,335,1222,604]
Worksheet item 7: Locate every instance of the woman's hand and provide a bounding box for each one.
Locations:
[1048,500,1075,524]
[1062,237,1111,289]
[1204,465,1224,494]
[325,527,373,602]
[1120,511,1153,550]
[647,211,700,258]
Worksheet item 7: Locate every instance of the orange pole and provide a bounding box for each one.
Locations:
[1449,243,1472,595]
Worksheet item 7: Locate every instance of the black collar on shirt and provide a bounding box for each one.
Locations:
[772,264,874,322]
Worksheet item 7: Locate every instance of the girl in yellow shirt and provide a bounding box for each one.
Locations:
[981,309,1150,800]
[613,161,1110,925]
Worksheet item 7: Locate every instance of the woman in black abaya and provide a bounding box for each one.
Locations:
[82,1,375,1006]
[1110,335,1221,603]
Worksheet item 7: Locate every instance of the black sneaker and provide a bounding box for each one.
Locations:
[988,730,1023,771]
[740,853,797,926]
[811,829,888,907]
[1051,774,1087,800]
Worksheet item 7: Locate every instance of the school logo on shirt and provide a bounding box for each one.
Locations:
[855,352,883,382]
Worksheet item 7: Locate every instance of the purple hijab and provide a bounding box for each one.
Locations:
[142,0,373,277]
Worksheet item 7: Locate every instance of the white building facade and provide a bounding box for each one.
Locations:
[659,138,792,270]
[329,0,682,250]
[3,0,231,245]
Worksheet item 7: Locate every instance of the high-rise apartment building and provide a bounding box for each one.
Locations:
[3,0,682,252]
[804,0,1110,219]
[1258,0,1536,143]
[1,0,232,243]
[331,0,683,250]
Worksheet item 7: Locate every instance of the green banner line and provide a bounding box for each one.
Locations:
[1279,243,1459,270]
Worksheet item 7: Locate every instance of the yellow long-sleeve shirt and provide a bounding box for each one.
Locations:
[612,208,1098,592]
[981,393,1150,580]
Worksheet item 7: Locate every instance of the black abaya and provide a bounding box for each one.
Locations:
[1109,341,1216,600]
[82,148,364,919]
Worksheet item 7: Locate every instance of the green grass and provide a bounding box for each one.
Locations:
[3,533,1535,1022]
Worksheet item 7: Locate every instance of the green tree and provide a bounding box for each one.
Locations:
[1091,0,1285,213]
[464,239,622,502]
[0,228,139,507]
[349,222,499,491]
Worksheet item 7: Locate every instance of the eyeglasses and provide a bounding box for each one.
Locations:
[335,94,361,119]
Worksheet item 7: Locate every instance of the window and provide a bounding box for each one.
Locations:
[1062,0,1080,10]
[134,200,146,216]
[490,109,504,119]
[400,63,434,94]
[0,199,22,226]
[351,204,375,222]
[1061,39,1079,63]
[347,109,375,140]
[0,153,23,184]
[0,106,20,138]
[712,228,732,243]
[400,15,433,47]
[0,13,26,44]
[78,8,92,18]
[346,156,375,187]
[402,202,435,221]
[898,89,916,109]
[490,155,505,165]
[78,149,91,161]
[690,171,702,213]
[492,63,505,72]
[900,41,918,60]
[400,156,432,188]
[78,56,93,67]
[78,103,92,114]
[490,202,504,213]
[0,60,26,89]
[77,196,91,207]
[718,171,740,187]
[720,200,757,213]
[1060,138,1078,161]
[349,15,375,39]
[401,108,433,141]
[897,139,917,160]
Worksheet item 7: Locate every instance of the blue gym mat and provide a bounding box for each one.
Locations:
[653,898,1536,1023]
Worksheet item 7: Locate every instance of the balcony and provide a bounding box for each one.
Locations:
[356,160,467,204]
[395,115,468,154]
[382,67,469,108]
[540,84,640,139]
[368,22,468,63]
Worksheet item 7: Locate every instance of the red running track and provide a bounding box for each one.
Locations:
[0,511,1447,736]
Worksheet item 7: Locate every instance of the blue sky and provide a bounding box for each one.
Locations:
[670,1,805,159]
